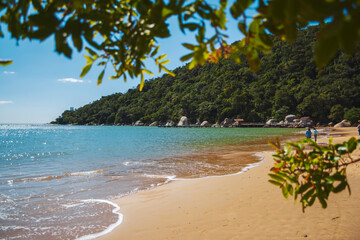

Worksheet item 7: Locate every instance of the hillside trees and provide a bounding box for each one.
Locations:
[54,26,360,126]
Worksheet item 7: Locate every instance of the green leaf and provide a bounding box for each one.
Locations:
[274,161,285,168]
[0,60,13,66]
[317,194,327,208]
[288,183,293,196]
[298,183,311,194]
[143,69,154,76]
[269,173,285,182]
[346,137,357,153]
[332,181,347,193]
[230,0,254,19]
[238,22,246,34]
[302,188,315,201]
[84,55,94,64]
[151,46,160,57]
[72,34,83,52]
[180,53,194,62]
[182,43,195,50]
[161,65,175,77]
[80,63,92,78]
[139,73,144,92]
[269,180,283,187]
[85,47,98,58]
[97,70,105,86]
[161,59,170,65]
[247,48,260,72]
[282,184,289,199]
[183,23,199,31]
[315,35,338,70]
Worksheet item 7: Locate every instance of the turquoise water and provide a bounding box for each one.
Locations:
[0,124,298,239]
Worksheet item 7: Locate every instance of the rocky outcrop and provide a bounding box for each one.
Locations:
[200,121,211,127]
[212,122,221,127]
[266,118,277,125]
[220,118,234,127]
[134,120,144,126]
[149,121,159,127]
[334,119,351,127]
[165,121,175,127]
[285,115,297,123]
[177,116,189,126]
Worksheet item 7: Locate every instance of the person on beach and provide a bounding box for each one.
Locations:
[313,127,318,142]
[357,120,360,136]
[305,127,312,139]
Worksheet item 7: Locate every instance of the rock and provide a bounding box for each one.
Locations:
[195,118,201,125]
[285,114,297,123]
[149,121,158,127]
[266,118,277,125]
[334,119,351,127]
[220,118,234,127]
[134,120,144,126]
[177,116,189,126]
[165,121,175,127]
[200,121,211,127]
[212,122,221,127]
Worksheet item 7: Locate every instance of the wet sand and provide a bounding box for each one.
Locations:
[99,127,360,240]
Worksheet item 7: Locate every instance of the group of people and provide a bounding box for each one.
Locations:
[305,127,318,142]
[306,121,360,141]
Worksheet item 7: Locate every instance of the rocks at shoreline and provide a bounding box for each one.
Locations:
[177,116,189,127]
[334,119,351,127]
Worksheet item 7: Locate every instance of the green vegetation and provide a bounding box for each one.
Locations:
[54,26,360,126]
[269,137,360,212]
[2,1,360,84]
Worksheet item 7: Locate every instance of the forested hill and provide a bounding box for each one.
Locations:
[54,26,360,125]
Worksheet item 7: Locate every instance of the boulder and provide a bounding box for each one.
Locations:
[285,114,297,123]
[334,119,351,127]
[165,121,175,127]
[149,121,159,127]
[212,122,221,127]
[220,118,234,127]
[177,116,189,126]
[134,120,144,126]
[200,121,211,127]
[266,118,277,125]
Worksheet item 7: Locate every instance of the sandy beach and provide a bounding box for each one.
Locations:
[100,127,360,240]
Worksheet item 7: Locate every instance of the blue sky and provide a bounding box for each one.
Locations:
[0,6,246,124]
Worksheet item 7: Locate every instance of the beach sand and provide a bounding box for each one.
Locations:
[100,127,360,240]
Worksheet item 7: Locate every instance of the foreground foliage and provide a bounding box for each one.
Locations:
[1,0,360,85]
[269,137,360,212]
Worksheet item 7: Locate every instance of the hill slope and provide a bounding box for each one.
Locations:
[54,26,360,125]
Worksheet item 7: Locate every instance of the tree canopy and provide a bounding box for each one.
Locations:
[1,0,360,88]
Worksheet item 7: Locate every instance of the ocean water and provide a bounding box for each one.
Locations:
[0,124,299,239]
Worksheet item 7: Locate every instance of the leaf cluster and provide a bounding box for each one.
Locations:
[2,1,360,86]
[269,137,360,211]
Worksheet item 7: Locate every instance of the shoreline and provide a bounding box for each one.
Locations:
[98,127,360,240]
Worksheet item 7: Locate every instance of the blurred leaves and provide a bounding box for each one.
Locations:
[1,0,360,86]
[269,137,360,212]
[0,60,13,66]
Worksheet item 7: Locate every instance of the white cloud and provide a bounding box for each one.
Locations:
[0,101,14,104]
[3,71,15,75]
[57,78,84,83]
